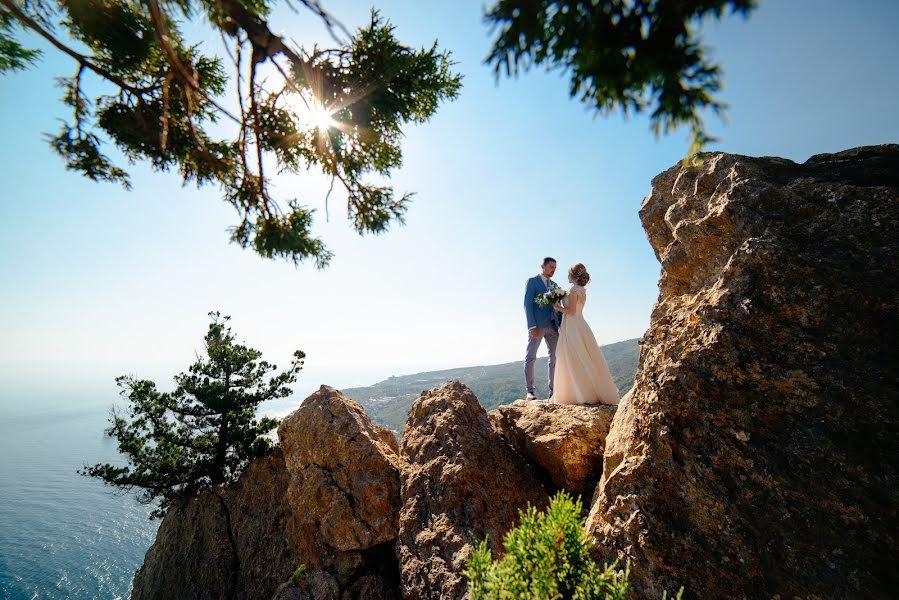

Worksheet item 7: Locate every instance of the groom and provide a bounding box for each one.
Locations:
[523,257,562,400]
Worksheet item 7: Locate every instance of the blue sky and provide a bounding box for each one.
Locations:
[1,0,897,393]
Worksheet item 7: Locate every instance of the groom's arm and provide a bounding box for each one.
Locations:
[524,279,538,330]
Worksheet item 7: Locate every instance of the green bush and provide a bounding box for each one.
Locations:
[464,491,629,599]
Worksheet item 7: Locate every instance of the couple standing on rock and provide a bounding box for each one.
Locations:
[524,257,620,405]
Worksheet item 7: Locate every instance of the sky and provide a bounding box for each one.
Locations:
[1,0,898,395]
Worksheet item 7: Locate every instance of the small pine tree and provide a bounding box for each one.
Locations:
[81,312,304,518]
[464,491,629,600]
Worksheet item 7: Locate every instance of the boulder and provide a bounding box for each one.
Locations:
[272,559,401,600]
[587,146,899,598]
[277,385,404,596]
[131,451,298,600]
[272,570,339,600]
[132,386,405,600]
[489,399,616,498]
[397,380,549,599]
[277,385,402,553]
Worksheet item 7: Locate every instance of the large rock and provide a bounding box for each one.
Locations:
[131,451,299,600]
[397,380,549,599]
[278,385,402,553]
[587,146,899,598]
[489,399,616,498]
[596,388,636,487]
[132,386,404,600]
[276,385,404,597]
[271,544,401,600]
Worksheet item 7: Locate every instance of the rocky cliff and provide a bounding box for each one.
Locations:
[130,145,898,600]
[131,450,299,600]
[131,382,609,600]
[587,145,899,598]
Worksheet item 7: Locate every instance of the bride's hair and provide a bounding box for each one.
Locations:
[569,263,590,286]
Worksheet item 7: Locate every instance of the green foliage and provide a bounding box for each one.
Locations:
[291,564,308,583]
[484,0,757,155]
[0,0,461,267]
[0,7,40,72]
[464,491,629,599]
[80,312,304,519]
[3,0,758,258]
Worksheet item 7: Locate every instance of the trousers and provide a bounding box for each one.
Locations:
[524,324,559,397]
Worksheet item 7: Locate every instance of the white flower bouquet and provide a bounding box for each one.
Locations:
[535,287,566,308]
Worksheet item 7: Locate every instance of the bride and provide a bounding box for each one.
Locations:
[550,263,620,406]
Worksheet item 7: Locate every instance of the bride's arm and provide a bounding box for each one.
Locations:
[554,289,581,314]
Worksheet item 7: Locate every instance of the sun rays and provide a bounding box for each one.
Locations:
[296,98,339,132]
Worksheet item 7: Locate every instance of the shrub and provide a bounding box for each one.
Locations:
[464,491,629,599]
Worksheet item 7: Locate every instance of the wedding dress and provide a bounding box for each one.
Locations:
[551,285,620,406]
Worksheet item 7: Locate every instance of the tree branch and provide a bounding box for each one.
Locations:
[0,0,155,94]
[144,0,242,125]
[248,57,270,216]
[217,0,306,66]
[293,0,351,44]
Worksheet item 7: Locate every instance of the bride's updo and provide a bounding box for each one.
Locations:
[569,263,590,286]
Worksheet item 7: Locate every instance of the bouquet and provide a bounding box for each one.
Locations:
[535,287,566,308]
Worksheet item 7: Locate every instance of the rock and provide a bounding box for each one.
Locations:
[133,386,404,600]
[129,146,899,600]
[276,385,404,595]
[489,399,616,498]
[272,570,339,600]
[342,572,402,600]
[131,451,299,600]
[277,385,402,553]
[595,387,636,487]
[587,146,899,598]
[273,566,400,600]
[397,380,549,599]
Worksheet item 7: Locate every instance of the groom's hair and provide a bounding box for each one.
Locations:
[542,257,556,266]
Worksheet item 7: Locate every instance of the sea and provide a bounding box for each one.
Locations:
[0,360,388,600]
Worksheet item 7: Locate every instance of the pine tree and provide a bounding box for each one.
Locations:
[1,0,755,263]
[81,312,304,518]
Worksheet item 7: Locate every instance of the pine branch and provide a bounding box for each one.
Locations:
[1,0,156,94]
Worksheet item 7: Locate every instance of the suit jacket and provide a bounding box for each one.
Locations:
[524,275,562,330]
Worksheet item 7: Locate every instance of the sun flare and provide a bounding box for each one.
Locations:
[301,101,337,132]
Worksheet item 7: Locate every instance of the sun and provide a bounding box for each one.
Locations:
[300,100,337,132]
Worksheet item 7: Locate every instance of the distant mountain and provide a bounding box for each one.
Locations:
[342,338,640,433]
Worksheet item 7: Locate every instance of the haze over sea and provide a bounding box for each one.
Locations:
[0,360,387,600]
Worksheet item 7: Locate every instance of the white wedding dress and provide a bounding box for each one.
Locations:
[551,285,620,406]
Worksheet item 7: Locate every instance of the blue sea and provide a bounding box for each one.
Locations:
[0,360,388,600]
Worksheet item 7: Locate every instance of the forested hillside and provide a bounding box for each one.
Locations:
[343,339,639,432]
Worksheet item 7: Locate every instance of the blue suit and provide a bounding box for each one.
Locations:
[523,275,561,397]
[524,275,562,330]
